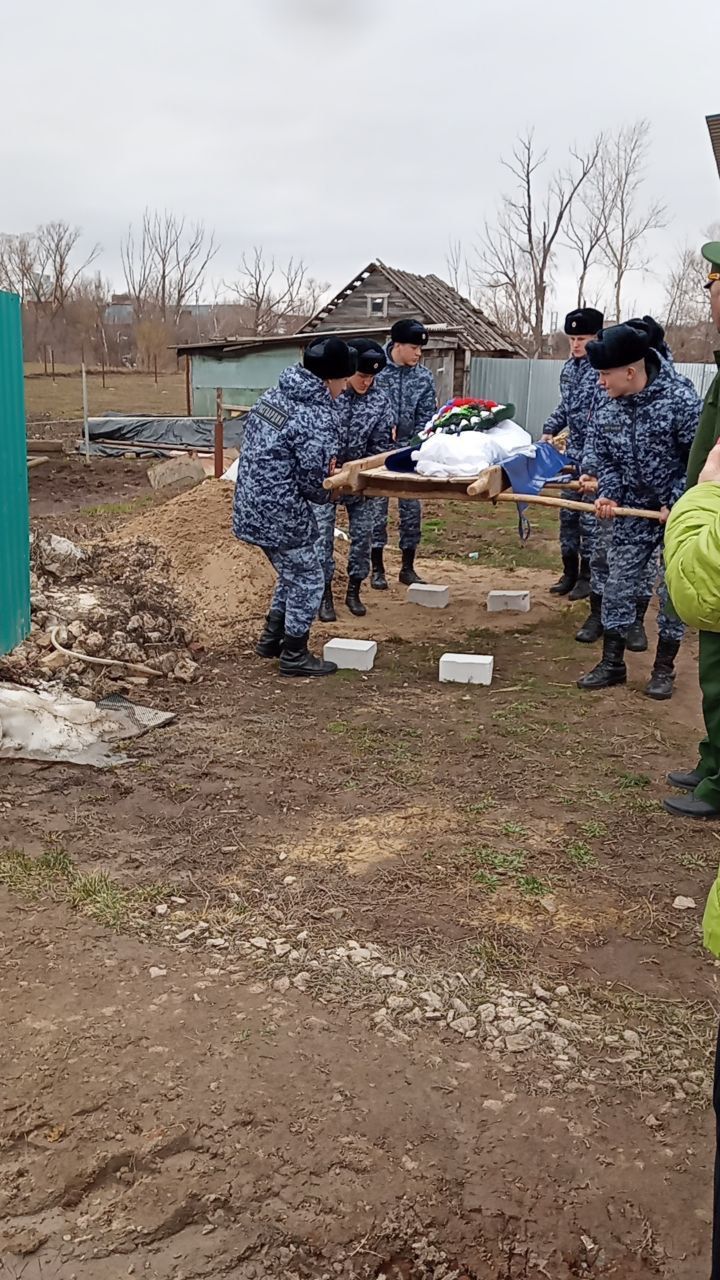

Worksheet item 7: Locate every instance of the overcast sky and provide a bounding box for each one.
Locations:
[1,0,717,320]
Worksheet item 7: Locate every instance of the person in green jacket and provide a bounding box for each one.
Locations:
[664,241,720,821]
[663,432,720,1280]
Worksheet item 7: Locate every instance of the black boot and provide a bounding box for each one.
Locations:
[318,585,336,623]
[577,631,627,691]
[370,548,388,591]
[399,547,425,586]
[667,767,703,791]
[575,593,603,644]
[279,633,337,678]
[256,610,285,658]
[345,576,367,617]
[645,638,680,701]
[550,551,579,596]
[568,557,591,602]
[626,597,651,653]
[663,793,720,820]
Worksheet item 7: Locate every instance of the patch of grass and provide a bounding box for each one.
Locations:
[501,821,528,838]
[618,772,651,791]
[0,847,169,931]
[476,847,527,874]
[677,849,715,870]
[80,495,154,519]
[464,794,498,815]
[579,820,608,838]
[624,795,658,815]
[474,870,499,892]
[327,721,349,735]
[516,874,550,897]
[566,840,598,869]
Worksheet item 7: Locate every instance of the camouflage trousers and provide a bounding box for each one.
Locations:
[313,499,373,584]
[591,519,660,599]
[559,490,596,560]
[596,519,684,643]
[263,544,325,638]
[370,497,422,551]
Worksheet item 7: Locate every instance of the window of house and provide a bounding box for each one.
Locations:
[367,294,389,318]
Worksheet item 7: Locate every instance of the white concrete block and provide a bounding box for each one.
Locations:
[439,653,494,685]
[407,583,450,609]
[323,638,377,672]
[487,590,531,613]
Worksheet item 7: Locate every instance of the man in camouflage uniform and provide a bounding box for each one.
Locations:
[576,322,701,698]
[541,307,604,601]
[665,242,720,820]
[577,316,693,650]
[370,318,437,589]
[232,337,356,677]
[314,339,393,621]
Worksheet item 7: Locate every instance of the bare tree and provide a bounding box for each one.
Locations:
[445,239,473,299]
[227,247,328,335]
[477,130,602,355]
[595,122,666,320]
[564,169,608,308]
[121,210,218,323]
[0,223,99,315]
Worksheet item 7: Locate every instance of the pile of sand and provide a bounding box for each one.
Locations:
[118,480,278,646]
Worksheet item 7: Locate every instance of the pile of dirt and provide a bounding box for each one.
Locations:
[118,479,278,645]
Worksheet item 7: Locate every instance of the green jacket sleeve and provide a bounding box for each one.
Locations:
[687,367,720,487]
[664,483,720,632]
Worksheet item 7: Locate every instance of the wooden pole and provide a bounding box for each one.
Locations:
[214,388,224,479]
[492,491,662,521]
[323,450,398,492]
[153,354,158,385]
[101,353,106,389]
[43,346,48,377]
[185,353,192,415]
[51,348,55,383]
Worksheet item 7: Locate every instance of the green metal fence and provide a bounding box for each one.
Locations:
[0,290,30,655]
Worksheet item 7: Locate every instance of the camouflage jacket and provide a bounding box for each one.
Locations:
[375,345,437,442]
[543,355,603,468]
[336,382,394,463]
[232,365,340,550]
[593,355,702,510]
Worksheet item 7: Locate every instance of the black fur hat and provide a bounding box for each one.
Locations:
[586,323,652,371]
[390,319,429,347]
[347,337,387,375]
[303,337,357,380]
[564,307,604,336]
[627,315,669,357]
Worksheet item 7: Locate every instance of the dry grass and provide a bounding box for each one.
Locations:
[24,368,187,421]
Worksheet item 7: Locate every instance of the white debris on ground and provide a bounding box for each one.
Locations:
[146,905,712,1101]
[2,534,199,695]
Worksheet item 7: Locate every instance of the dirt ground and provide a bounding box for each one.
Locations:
[2,454,720,1278]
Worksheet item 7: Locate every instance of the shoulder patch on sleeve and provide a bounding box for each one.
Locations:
[255,400,290,431]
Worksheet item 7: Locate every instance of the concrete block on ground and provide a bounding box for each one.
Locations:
[487,589,531,613]
[323,638,377,672]
[439,653,494,685]
[147,456,207,491]
[407,583,450,609]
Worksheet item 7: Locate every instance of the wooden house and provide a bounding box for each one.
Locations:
[300,259,525,402]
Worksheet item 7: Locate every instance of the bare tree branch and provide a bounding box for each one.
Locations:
[594,121,666,319]
[476,130,602,355]
[226,246,328,335]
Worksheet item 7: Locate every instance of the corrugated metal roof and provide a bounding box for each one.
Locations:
[302,260,526,356]
[174,323,459,359]
[0,290,30,656]
[708,113,720,179]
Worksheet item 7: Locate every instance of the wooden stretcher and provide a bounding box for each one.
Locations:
[323,452,662,521]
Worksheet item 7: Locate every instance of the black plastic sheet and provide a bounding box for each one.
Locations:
[77,412,246,457]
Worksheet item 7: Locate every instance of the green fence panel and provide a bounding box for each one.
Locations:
[0,291,30,655]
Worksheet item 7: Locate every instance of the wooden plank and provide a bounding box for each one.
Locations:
[27,439,64,453]
[27,455,50,470]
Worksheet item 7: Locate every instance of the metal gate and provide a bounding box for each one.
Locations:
[0,290,30,655]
